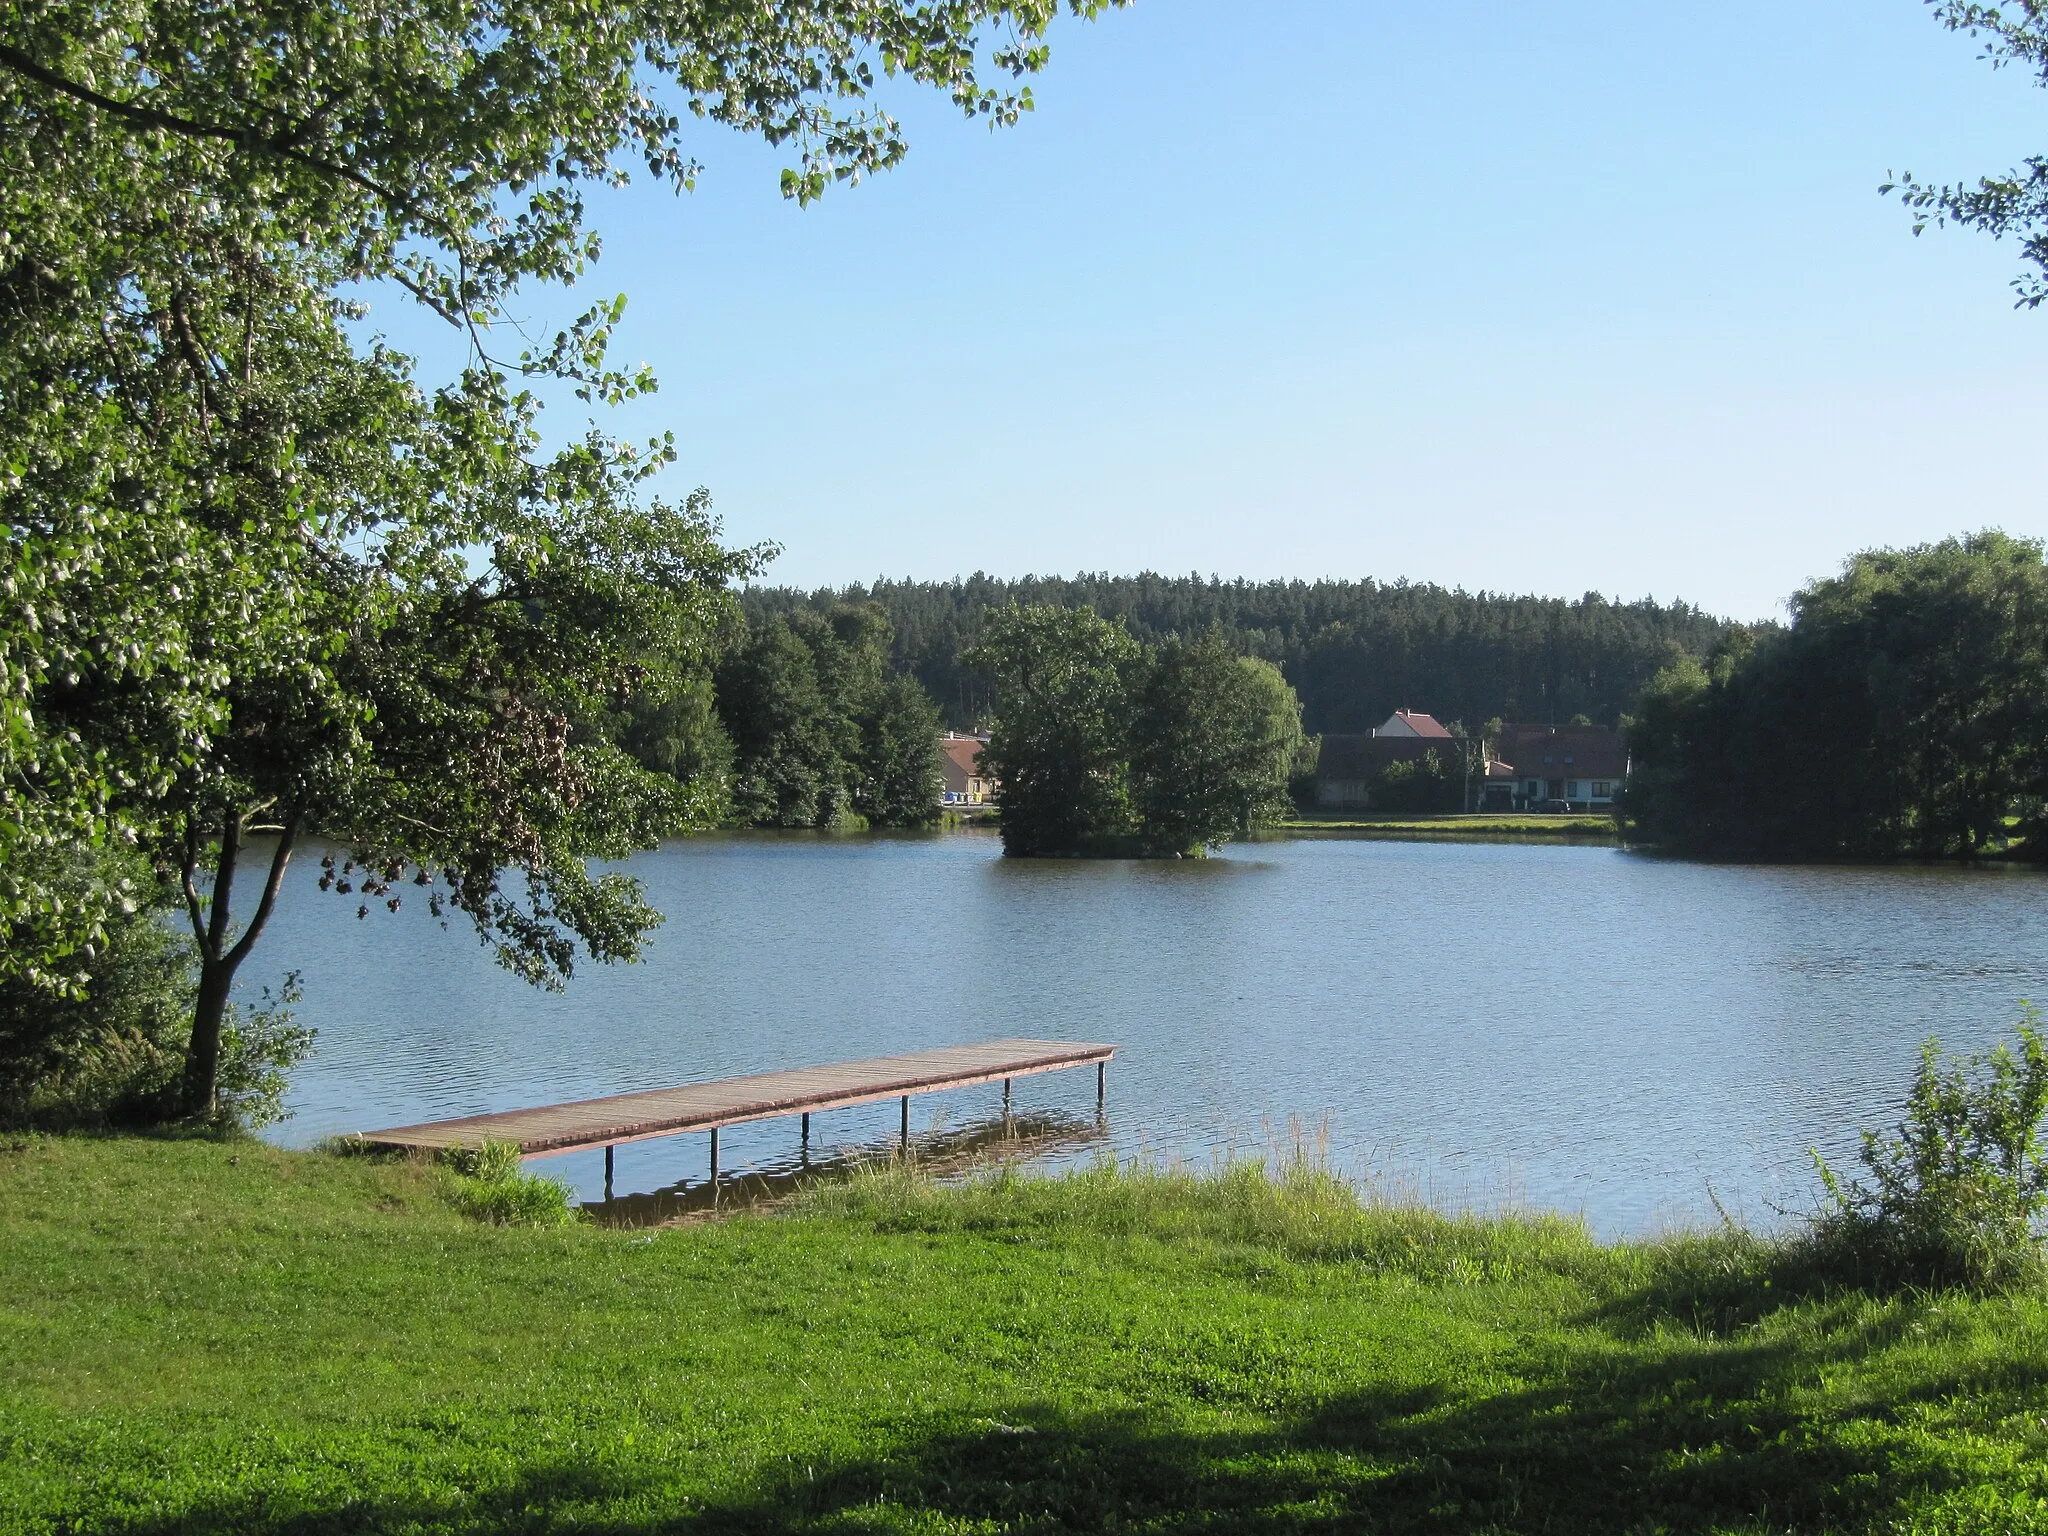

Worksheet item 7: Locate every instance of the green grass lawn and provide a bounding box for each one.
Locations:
[4,1136,2048,1533]
[1275,812,1619,840]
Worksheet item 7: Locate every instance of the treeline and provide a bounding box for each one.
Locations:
[743,575,1733,734]
[1627,532,2048,860]
[611,607,943,831]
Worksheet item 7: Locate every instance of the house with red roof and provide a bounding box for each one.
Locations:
[1314,710,1462,808]
[939,733,995,808]
[1491,724,1627,812]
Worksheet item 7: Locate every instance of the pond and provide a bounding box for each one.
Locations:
[252,830,2048,1237]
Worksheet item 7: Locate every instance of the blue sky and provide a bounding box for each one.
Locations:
[378,1,2048,621]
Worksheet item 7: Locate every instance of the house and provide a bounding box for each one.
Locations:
[938,733,995,807]
[1372,709,1453,740]
[1314,710,1459,808]
[1495,723,1626,811]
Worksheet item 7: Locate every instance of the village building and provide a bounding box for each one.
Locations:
[1473,756,1520,811]
[1313,709,1627,813]
[938,733,996,807]
[1494,723,1627,811]
[1314,710,1459,809]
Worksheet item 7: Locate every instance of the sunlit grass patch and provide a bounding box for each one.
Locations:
[5,1134,2048,1534]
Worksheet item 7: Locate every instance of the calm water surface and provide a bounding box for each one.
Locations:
[252,831,2048,1236]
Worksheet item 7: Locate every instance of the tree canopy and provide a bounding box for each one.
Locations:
[3,0,1121,1113]
[970,608,1302,858]
[709,606,941,830]
[1626,532,2048,860]
[745,575,1731,737]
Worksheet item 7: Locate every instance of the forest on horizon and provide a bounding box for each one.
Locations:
[742,574,1739,736]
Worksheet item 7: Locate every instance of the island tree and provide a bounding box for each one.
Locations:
[969,606,1141,856]
[1129,637,1301,853]
[971,609,1302,857]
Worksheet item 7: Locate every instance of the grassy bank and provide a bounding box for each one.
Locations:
[5,1137,2048,1533]
[1276,812,1620,842]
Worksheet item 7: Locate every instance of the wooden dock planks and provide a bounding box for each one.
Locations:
[354,1037,1116,1156]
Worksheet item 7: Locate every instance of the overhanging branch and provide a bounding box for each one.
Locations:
[0,43,407,212]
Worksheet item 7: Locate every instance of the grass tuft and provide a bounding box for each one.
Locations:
[802,1153,1608,1285]
[436,1137,579,1227]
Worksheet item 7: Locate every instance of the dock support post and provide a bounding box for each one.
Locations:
[1097,1060,1106,1111]
[800,1111,810,1166]
[900,1094,909,1154]
[1002,1077,1012,1121]
[604,1143,614,1198]
[709,1126,720,1186]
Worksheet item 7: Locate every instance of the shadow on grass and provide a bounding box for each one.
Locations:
[97,1318,1998,1536]
[705,1335,1958,1535]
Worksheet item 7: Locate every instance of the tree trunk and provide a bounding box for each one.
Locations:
[180,811,300,1120]
[183,953,237,1118]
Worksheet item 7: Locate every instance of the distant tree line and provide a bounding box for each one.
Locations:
[969,608,1308,857]
[743,575,1733,735]
[1627,533,2048,860]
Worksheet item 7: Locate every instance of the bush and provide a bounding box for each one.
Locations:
[0,847,193,1129]
[0,845,315,1133]
[440,1139,579,1227]
[1809,1010,2048,1292]
[215,974,316,1132]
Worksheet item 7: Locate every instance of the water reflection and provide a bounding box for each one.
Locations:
[578,1111,1107,1227]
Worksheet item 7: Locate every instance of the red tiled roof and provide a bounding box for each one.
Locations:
[1386,709,1453,739]
[1496,724,1626,780]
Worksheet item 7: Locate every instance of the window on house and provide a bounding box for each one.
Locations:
[1592,781,1613,797]
[1566,781,1581,798]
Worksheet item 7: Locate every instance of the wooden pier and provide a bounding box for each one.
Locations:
[355,1038,1115,1186]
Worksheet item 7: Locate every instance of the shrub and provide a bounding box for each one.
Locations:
[215,974,315,1132]
[1,846,316,1133]
[440,1140,579,1227]
[0,847,193,1129]
[1809,1010,2048,1292]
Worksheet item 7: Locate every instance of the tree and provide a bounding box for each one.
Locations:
[1,845,192,1127]
[1129,640,1301,853]
[968,606,1140,856]
[4,0,1122,1113]
[854,675,944,828]
[712,606,943,829]
[1890,5,2048,307]
[1626,533,2048,859]
[716,617,859,828]
[615,674,737,816]
[1371,748,1461,814]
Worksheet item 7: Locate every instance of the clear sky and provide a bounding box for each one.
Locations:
[378,0,2048,621]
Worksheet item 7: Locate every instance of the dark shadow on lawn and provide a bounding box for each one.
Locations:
[704,1334,1958,1534]
[100,1317,1995,1536]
